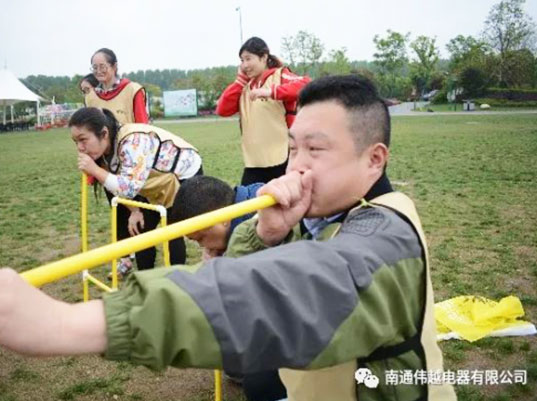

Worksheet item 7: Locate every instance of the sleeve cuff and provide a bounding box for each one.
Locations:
[103,173,119,194]
[103,287,136,361]
[236,73,249,86]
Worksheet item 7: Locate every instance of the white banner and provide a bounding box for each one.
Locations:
[163,89,197,117]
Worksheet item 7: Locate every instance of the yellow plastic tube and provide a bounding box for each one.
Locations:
[21,195,276,287]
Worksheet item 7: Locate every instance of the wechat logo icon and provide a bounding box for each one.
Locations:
[354,368,379,389]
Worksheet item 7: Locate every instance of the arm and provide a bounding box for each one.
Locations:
[76,133,156,197]
[133,89,149,123]
[248,69,310,105]
[102,133,157,199]
[271,68,311,102]
[215,70,248,117]
[0,268,107,356]
[102,206,425,373]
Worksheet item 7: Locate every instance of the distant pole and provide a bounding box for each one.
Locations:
[236,6,243,45]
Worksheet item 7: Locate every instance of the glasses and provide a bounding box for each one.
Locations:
[90,63,110,73]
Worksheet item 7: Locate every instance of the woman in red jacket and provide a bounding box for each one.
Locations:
[217,37,310,185]
[85,48,148,124]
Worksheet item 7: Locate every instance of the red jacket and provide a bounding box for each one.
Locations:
[216,67,310,128]
[95,78,149,123]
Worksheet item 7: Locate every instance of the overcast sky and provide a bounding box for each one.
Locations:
[1,0,536,79]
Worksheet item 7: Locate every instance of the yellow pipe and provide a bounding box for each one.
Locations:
[114,196,169,267]
[86,273,114,293]
[161,214,170,267]
[111,204,118,290]
[214,370,222,401]
[115,197,164,212]
[83,277,89,302]
[81,173,89,302]
[81,173,88,252]
[21,195,276,287]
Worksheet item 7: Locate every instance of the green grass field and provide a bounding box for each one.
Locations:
[0,114,536,400]
[414,104,537,113]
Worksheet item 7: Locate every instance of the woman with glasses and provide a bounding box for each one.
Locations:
[216,37,310,186]
[84,48,150,276]
[85,48,149,124]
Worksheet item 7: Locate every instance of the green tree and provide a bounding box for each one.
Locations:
[409,36,439,95]
[446,35,491,73]
[502,49,537,87]
[373,30,410,98]
[459,67,488,97]
[321,47,352,76]
[143,83,162,97]
[482,0,536,85]
[281,30,324,76]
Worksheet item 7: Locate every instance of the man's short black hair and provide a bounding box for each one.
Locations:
[171,176,235,223]
[298,75,390,150]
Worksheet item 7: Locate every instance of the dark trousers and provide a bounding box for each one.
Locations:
[241,161,288,185]
[105,191,186,270]
[243,370,287,401]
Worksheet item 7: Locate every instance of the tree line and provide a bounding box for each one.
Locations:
[19,0,537,114]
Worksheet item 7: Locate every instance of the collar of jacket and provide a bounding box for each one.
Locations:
[299,172,393,237]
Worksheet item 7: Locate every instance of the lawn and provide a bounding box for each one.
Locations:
[413,103,537,113]
[0,113,536,400]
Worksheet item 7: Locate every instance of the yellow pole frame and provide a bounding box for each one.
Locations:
[112,197,170,269]
[111,203,118,290]
[214,370,222,401]
[81,173,90,302]
[160,214,170,267]
[29,186,276,401]
[85,273,114,292]
[21,195,276,287]
[81,173,88,252]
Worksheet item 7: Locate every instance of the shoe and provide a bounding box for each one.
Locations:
[108,258,133,280]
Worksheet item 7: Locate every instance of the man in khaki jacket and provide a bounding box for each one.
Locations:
[0,75,456,401]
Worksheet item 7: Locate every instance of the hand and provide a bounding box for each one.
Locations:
[77,152,99,176]
[128,209,145,236]
[256,170,313,246]
[249,88,271,101]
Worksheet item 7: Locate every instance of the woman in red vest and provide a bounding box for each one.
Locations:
[217,37,310,185]
[85,48,148,124]
[84,48,150,275]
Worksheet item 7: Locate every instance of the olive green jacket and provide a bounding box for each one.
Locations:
[103,192,455,400]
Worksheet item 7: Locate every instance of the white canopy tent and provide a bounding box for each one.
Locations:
[0,68,43,126]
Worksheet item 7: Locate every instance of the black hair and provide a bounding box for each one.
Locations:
[68,107,120,167]
[170,176,235,223]
[239,37,283,69]
[80,73,99,88]
[91,48,118,76]
[298,75,391,150]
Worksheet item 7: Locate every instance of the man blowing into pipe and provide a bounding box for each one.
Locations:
[0,75,456,401]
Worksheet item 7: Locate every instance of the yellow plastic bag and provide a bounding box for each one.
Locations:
[435,295,535,342]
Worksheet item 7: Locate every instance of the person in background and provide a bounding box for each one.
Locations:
[171,176,286,401]
[216,37,310,185]
[85,48,148,124]
[79,73,99,96]
[171,176,262,259]
[70,107,202,273]
[84,48,151,274]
